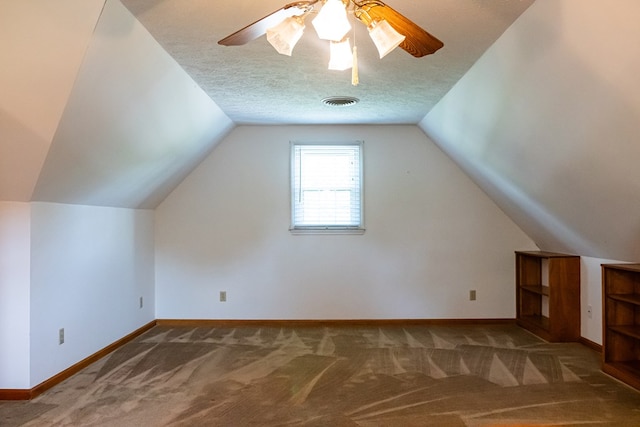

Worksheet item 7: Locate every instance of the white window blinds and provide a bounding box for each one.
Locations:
[291,142,363,232]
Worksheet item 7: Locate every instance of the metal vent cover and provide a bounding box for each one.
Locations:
[321,96,359,107]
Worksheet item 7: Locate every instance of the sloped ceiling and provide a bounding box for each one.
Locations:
[420,0,640,261]
[0,0,104,202]
[32,0,233,208]
[1,0,233,209]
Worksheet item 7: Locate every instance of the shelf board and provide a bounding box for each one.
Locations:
[516,251,579,259]
[606,360,640,374]
[602,263,640,273]
[603,361,640,390]
[608,325,640,340]
[520,285,549,296]
[608,293,640,306]
[518,314,550,330]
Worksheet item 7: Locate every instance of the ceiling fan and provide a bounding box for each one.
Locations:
[218,0,443,84]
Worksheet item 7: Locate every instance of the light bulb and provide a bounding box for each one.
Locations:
[266,16,305,56]
[312,0,351,42]
[368,19,405,58]
[328,38,353,71]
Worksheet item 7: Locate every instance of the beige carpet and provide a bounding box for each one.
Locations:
[2,323,640,426]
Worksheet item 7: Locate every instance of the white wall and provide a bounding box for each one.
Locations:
[0,202,31,389]
[29,202,155,387]
[156,125,536,320]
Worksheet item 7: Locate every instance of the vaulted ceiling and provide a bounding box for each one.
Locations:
[2,0,640,261]
[0,0,534,208]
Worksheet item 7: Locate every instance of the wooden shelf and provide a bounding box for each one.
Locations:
[518,314,550,330]
[605,360,640,375]
[608,325,640,340]
[608,293,640,306]
[520,285,550,296]
[602,361,640,391]
[515,251,580,342]
[602,263,640,391]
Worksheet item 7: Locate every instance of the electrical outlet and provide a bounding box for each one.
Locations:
[220,291,227,302]
[59,328,65,345]
[469,290,477,301]
[140,296,143,309]
[587,305,592,318]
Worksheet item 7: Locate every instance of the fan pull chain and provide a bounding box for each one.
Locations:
[351,15,359,86]
[352,46,359,86]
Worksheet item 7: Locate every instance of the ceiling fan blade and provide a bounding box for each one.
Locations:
[356,1,444,57]
[218,2,315,46]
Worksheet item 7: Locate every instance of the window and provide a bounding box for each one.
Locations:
[291,142,364,233]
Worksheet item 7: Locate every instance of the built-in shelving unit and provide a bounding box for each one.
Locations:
[602,263,640,390]
[515,251,580,342]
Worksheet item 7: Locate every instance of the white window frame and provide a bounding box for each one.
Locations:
[290,141,365,235]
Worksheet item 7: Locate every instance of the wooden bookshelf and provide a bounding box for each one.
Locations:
[602,263,640,390]
[515,251,580,342]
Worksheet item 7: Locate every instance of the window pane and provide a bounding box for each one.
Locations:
[291,143,363,229]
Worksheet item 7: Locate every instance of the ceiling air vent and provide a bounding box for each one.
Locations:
[322,96,359,107]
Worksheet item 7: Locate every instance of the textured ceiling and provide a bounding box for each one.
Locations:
[121,0,535,125]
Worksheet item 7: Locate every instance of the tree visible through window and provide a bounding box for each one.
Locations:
[291,142,364,233]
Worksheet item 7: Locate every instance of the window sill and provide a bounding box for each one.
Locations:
[289,227,366,235]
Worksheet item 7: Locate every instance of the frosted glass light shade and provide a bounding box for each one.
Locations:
[312,0,351,41]
[266,16,305,56]
[328,39,353,70]
[368,19,405,58]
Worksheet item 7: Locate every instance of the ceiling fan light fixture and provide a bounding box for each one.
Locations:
[312,0,351,41]
[218,0,445,85]
[328,38,353,71]
[266,16,306,56]
[368,19,406,58]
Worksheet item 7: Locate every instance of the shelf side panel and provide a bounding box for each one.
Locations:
[548,257,581,341]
